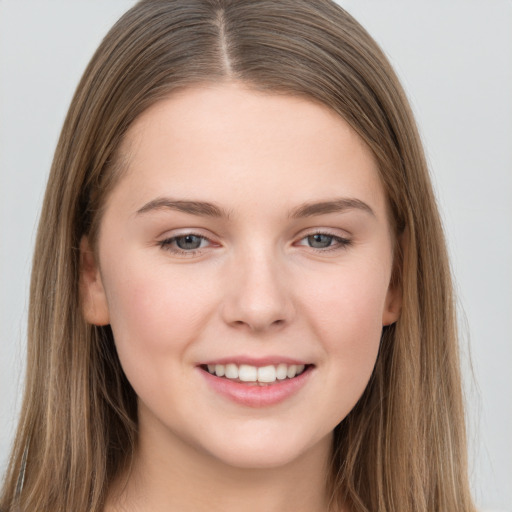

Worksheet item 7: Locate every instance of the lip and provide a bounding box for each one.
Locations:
[197,364,314,408]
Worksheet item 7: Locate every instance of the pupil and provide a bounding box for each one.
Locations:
[308,234,333,248]
[177,235,202,250]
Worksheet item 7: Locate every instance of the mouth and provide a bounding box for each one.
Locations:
[199,362,312,385]
[197,357,315,406]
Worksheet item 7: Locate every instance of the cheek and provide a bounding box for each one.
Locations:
[318,289,383,373]
[298,257,390,408]
[303,255,390,336]
[101,256,219,382]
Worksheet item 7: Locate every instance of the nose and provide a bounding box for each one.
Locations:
[221,247,295,333]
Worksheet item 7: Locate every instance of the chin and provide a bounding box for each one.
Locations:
[200,426,332,471]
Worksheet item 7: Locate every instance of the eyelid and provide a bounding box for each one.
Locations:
[293,228,352,251]
[156,227,352,257]
[295,226,351,240]
[158,231,218,257]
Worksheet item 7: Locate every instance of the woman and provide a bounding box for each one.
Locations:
[0,1,477,511]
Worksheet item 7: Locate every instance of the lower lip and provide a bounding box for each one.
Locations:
[198,366,313,407]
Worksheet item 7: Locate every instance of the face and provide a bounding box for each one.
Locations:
[81,83,401,470]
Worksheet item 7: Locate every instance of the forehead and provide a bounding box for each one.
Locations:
[112,82,387,219]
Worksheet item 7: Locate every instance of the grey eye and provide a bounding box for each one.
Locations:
[175,235,204,250]
[307,234,334,248]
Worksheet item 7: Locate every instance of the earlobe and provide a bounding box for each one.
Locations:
[79,236,110,326]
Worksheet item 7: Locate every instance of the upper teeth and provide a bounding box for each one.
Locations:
[206,363,306,383]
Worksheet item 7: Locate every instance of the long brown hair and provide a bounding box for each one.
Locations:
[1,1,476,510]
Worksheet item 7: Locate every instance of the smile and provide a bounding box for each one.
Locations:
[203,363,308,384]
[198,361,314,407]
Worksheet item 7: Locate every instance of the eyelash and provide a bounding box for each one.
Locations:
[297,230,352,252]
[158,233,213,257]
[158,230,352,256]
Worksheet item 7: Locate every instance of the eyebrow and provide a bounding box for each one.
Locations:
[136,198,231,218]
[288,198,375,219]
[135,196,375,219]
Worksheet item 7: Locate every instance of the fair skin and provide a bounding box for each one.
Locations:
[81,82,401,512]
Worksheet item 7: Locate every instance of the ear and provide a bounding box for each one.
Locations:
[382,281,402,326]
[79,236,110,326]
[382,230,405,326]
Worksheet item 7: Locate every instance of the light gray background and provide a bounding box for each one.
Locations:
[1,1,511,510]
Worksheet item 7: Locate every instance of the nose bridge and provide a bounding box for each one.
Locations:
[222,241,293,332]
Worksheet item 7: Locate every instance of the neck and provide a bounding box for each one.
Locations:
[106,415,338,512]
